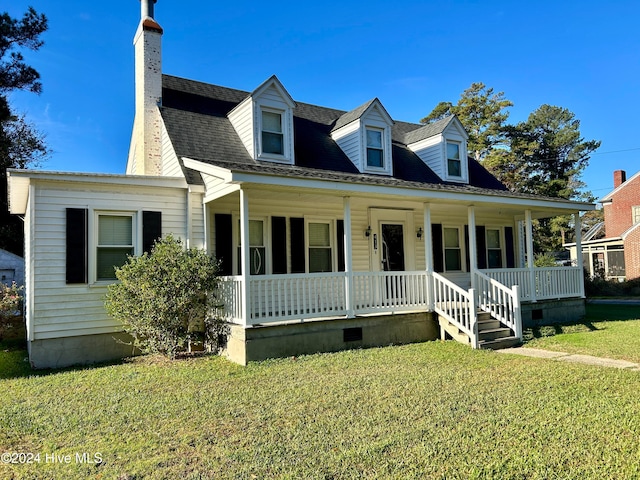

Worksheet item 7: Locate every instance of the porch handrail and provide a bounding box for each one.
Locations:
[432,272,478,348]
[474,270,522,341]
[479,266,583,301]
[214,275,243,323]
[353,270,430,314]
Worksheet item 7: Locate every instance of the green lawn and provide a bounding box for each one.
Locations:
[524,304,640,363]
[1,333,639,479]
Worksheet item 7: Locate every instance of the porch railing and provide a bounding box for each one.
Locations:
[479,266,583,301]
[432,272,478,348]
[474,271,522,340]
[353,271,430,315]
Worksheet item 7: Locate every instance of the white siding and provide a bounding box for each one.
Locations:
[408,135,444,178]
[331,121,361,171]
[161,120,184,178]
[29,180,188,340]
[190,192,205,249]
[228,97,254,158]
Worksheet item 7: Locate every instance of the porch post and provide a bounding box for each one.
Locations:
[239,188,250,326]
[525,209,536,302]
[467,206,478,291]
[574,212,585,298]
[343,196,355,317]
[424,203,434,310]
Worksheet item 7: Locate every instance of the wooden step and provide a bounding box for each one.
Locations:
[477,318,501,331]
[479,336,521,350]
[478,327,513,341]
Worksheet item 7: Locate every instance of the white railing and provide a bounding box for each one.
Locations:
[474,271,522,340]
[479,267,583,301]
[248,273,346,324]
[214,276,243,323]
[353,271,430,314]
[432,272,478,348]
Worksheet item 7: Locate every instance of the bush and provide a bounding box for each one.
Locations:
[584,275,640,298]
[105,235,224,359]
[0,282,23,340]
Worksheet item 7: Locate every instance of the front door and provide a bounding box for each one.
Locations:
[381,223,405,272]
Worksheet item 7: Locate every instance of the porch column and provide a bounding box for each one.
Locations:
[239,188,250,326]
[423,203,434,310]
[468,206,478,291]
[525,209,536,302]
[574,212,585,297]
[343,196,355,317]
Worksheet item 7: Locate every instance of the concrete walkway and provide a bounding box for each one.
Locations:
[496,347,640,371]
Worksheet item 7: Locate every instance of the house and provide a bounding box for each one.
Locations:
[0,249,24,288]
[566,169,640,280]
[7,1,594,368]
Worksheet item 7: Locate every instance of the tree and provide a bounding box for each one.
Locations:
[105,236,224,359]
[485,105,600,251]
[421,82,513,162]
[0,7,49,255]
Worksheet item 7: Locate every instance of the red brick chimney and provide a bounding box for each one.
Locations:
[613,170,626,188]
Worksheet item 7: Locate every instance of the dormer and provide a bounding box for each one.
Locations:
[228,75,296,164]
[331,99,394,176]
[405,116,470,183]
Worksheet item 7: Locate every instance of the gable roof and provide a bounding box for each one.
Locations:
[160,74,506,191]
[332,98,393,131]
[403,116,456,145]
[600,169,640,202]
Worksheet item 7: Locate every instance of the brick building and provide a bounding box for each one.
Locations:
[568,170,640,280]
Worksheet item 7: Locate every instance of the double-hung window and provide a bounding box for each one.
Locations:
[366,128,384,168]
[443,227,462,271]
[96,213,135,281]
[633,206,640,225]
[447,142,461,177]
[486,228,503,269]
[261,110,284,155]
[308,222,332,273]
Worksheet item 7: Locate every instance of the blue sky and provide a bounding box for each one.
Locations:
[7,0,640,199]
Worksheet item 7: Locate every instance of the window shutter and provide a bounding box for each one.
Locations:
[464,225,470,272]
[271,216,287,274]
[476,226,487,270]
[214,214,233,275]
[431,223,443,273]
[66,208,88,284]
[505,227,515,268]
[337,220,345,272]
[142,211,162,254]
[290,217,305,273]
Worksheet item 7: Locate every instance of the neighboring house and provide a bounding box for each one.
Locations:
[0,249,24,288]
[7,1,595,368]
[566,169,640,280]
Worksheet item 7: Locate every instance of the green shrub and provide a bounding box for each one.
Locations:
[533,252,558,267]
[584,275,640,298]
[105,235,224,359]
[0,282,23,340]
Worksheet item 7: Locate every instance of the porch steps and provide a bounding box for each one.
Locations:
[439,310,521,350]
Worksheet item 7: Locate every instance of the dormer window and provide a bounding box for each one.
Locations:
[261,109,284,156]
[366,128,384,168]
[447,141,461,177]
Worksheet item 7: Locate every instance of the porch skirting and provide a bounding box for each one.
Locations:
[223,312,439,365]
[521,298,586,328]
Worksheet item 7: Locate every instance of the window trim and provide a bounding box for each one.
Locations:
[446,141,462,179]
[305,218,335,273]
[92,210,137,284]
[442,225,463,272]
[365,127,385,170]
[260,108,284,157]
[632,206,640,225]
[258,106,293,163]
[485,227,505,269]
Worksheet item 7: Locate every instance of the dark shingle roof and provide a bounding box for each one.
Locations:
[403,116,455,145]
[160,74,508,192]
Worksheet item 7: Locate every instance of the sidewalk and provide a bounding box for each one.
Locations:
[496,347,640,371]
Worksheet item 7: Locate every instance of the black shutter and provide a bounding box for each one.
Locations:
[290,217,305,273]
[271,216,287,274]
[431,223,443,273]
[337,219,345,272]
[142,211,162,254]
[214,214,233,275]
[505,226,515,268]
[476,226,487,270]
[66,208,88,284]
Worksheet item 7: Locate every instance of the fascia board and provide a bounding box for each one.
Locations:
[182,157,233,181]
[228,170,595,212]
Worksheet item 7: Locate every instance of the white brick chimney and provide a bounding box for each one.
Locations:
[129,0,163,176]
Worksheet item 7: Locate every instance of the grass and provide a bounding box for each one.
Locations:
[1,331,640,479]
[524,304,640,363]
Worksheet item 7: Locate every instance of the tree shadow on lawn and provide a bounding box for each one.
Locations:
[524,321,600,342]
